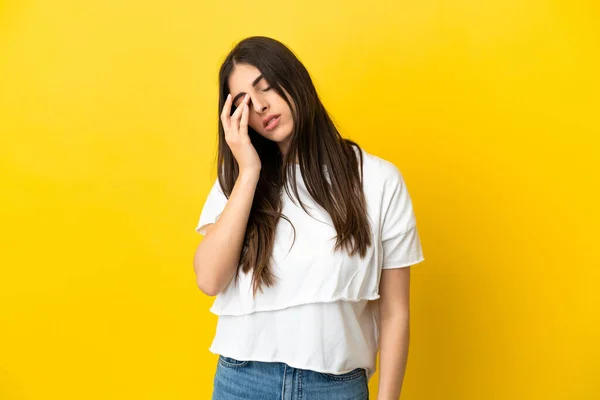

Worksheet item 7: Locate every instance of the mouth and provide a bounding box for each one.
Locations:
[263,114,281,131]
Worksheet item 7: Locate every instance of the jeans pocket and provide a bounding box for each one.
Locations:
[218,355,250,368]
[318,367,366,381]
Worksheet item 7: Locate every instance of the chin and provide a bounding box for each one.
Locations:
[271,130,293,144]
[258,123,293,142]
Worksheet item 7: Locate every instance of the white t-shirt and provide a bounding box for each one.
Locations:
[195,147,425,381]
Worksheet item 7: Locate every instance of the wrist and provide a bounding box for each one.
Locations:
[238,169,260,183]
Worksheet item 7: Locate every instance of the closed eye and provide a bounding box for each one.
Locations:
[234,87,271,108]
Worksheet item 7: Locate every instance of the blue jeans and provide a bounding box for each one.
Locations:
[212,355,369,399]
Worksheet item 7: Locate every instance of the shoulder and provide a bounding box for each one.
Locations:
[355,147,404,188]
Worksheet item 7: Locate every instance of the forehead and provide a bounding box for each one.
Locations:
[228,63,263,91]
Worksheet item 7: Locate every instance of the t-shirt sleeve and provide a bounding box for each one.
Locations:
[195,177,228,235]
[379,161,425,269]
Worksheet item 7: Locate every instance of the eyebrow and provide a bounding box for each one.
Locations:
[231,74,264,105]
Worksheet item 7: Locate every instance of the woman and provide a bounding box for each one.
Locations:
[193,36,425,400]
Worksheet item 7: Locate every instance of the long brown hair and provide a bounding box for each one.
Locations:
[214,36,372,296]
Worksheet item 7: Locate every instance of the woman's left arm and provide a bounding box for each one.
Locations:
[377,266,411,400]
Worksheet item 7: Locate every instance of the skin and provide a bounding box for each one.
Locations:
[224,63,296,166]
[377,267,411,399]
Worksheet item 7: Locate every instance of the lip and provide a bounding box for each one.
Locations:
[263,114,281,129]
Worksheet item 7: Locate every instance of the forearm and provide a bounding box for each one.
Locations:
[194,170,260,295]
[377,315,410,400]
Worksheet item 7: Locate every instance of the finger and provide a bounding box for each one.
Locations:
[220,93,232,131]
[240,103,249,135]
[230,94,248,127]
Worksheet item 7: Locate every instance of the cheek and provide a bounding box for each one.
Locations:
[249,114,262,131]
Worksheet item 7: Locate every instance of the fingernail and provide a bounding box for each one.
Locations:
[227,93,231,99]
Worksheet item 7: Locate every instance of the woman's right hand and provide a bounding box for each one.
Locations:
[221,93,262,174]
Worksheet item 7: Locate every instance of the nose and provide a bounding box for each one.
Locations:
[251,96,268,113]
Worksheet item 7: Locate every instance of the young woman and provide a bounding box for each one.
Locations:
[193,36,425,400]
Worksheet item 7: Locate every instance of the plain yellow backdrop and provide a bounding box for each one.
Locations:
[1,0,598,399]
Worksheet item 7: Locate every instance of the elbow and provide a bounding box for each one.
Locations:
[194,253,220,296]
[196,277,221,297]
[193,255,235,297]
[196,269,230,296]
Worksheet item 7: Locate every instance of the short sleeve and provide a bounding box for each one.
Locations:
[195,177,228,235]
[379,161,425,269]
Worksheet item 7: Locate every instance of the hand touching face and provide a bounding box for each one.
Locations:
[228,63,295,145]
[220,92,262,173]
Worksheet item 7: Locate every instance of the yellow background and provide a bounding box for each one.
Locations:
[1,0,598,398]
